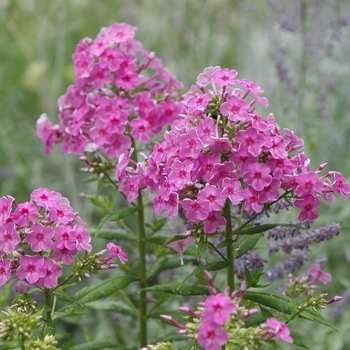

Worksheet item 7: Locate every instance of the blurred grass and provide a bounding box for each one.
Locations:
[1,0,350,348]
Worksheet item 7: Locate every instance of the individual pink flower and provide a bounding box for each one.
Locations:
[0,224,21,253]
[203,293,236,325]
[123,176,140,202]
[53,225,77,250]
[168,233,195,264]
[0,258,11,287]
[26,222,53,252]
[220,96,250,121]
[295,172,324,197]
[187,93,212,113]
[16,255,46,284]
[178,129,203,159]
[106,242,128,264]
[196,66,220,88]
[198,321,228,350]
[182,198,210,221]
[197,185,226,212]
[236,127,266,157]
[52,247,77,265]
[36,257,63,289]
[204,211,226,234]
[243,163,272,191]
[48,205,75,225]
[30,188,58,208]
[332,172,350,199]
[309,264,332,284]
[265,318,293,343]
[294,194,320,221]
[243,188,262,213]
[168,160,194,190]
[12,201,39,226]
[0,196,14,223]
[221,178,244,205]
[212,68,238,86]
[74,225,92,251]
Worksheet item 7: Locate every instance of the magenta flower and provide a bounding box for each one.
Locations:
[236,127,266,157]
[294,194,320,221]
[168,234,195,264]
[197,185,226,212]
[295,172,324,197]
[265,318,293,343]
[26,222,53,252]
[123,176,140,203]
[221,178,244,205]
[12,201,39,227]
[0,224,21,253]
[0,195,14,223]
[36,257,63,289]
[30,188,58,208]
[204,211,226,234]
[52,247,77,265]
[168,160,194,190]
[53,225,77,250]
[243,163,272,192]
[182,199,210,221]
[106,242,128,264]
[198,321,228,350]
[332,172,350,199]
[0,258,11,287]
[212,68,238,86]
[220,96,250,121]
[74,225,92,252]
[16,255,46,284]
[202,294,236,325]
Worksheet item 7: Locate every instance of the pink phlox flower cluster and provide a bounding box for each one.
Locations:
[0,187,126,289]
[118,67,349,233]
[37,22,183,156]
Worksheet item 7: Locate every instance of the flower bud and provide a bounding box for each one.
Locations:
[14,280,30,293]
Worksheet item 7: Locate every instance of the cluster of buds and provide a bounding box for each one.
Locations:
[0,188,127,289]
[117,67,349,246]
[159,272,292,350]
[36,22,183,157]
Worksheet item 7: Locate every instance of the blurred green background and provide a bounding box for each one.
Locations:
[1,0,350,348]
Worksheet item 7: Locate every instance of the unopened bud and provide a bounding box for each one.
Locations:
[15,280,30,293]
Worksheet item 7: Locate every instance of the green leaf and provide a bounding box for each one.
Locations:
[235,234,262,258]
[91,229,136,241]
[73,276,137,304]
[300,308,337,330]
[148,257,187,277]
[244,291,336,330]
[243,291,294,314]
[235,223,300,236]
[53,307,87,320]
[143,282,209,296]
[177,261,232,290]
[52,289,85,308]
[291,333,309,349]
[146,235,168,245]
[152,218,167,232]
[84,300,136,317]
[69,341,118,350]
[96,207,138,233]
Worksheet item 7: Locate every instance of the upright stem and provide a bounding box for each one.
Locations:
[137,190,147,347]
[44,288,51,322]
[224,200,234,293]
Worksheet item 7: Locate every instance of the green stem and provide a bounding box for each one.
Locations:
[130,138,147,347]
[137,189,147,347]
[44,288,51,321]
[224,199,234,293]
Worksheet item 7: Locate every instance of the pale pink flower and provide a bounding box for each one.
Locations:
[265,318,293,343]
[309,264,332,284]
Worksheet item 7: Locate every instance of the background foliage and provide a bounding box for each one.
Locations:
[1,0,350,348]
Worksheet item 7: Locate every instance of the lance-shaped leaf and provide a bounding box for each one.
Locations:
[235,233,262,258]
[235,223,300,236]
[73,276,137,304]
[143,282,209,296]
[84,300,136,318]
[96,207,137,233]
[91,229,136,241]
